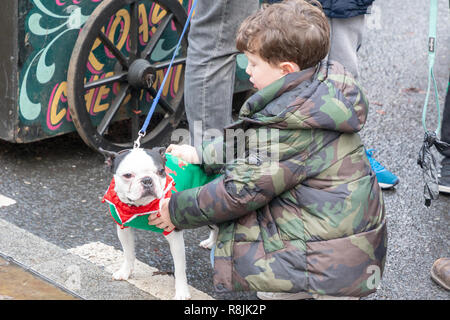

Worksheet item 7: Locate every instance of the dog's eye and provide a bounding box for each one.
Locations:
[122,173,133,179]
[158,168,165,176]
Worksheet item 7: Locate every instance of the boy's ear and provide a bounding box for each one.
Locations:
[279,61,300,75]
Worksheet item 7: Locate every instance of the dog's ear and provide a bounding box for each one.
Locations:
[98,147,119,172]
[152,147,167,161]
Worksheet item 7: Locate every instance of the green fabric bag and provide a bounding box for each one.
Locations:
[164,153,221,190]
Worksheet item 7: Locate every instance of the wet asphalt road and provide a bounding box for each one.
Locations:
[0,0,449,300]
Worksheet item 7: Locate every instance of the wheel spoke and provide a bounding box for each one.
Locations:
[84,72,127,91]
[153,57,186,71]
[146,87,175,115]
[97,84,130,136]
[129,2,139,59]
[68,0,187,151]
[140,13,174,59]
[98,31,129,69]
[130,90,140,142]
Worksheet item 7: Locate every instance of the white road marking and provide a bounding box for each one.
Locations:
[0,194,16,208]
[68,241,213,300]
[0,218,153,300]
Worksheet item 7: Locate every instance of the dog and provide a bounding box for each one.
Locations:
[101,147,189,299]
[100,147,218,300]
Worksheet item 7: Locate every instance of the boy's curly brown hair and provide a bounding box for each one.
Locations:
[236,0,330,70]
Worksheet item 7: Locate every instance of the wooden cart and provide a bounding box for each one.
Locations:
[0,0,253,152]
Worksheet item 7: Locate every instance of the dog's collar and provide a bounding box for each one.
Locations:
[102,174,176,234]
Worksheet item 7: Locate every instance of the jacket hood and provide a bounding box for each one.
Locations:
[238,59,369,133]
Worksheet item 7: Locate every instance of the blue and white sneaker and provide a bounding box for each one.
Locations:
[366,149,399,189]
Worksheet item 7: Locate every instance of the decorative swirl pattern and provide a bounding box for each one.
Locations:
[19,0,94,122]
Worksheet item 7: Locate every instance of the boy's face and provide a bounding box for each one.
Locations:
[245,51,288,91]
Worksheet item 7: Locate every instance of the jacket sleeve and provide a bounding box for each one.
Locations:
[168,156,307,229]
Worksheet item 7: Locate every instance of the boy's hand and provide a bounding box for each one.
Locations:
[148,198,175,232]
[166,144,200,164]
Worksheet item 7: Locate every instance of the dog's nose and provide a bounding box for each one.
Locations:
[141,177,153,187]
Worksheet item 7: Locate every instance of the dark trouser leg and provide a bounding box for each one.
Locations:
[440,77,450,155]
[439,77,450,191]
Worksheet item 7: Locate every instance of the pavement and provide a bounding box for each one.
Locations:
[0,0,449,301]
[0,215,211,300]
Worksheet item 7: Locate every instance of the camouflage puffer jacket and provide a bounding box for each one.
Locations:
[169,59,387,297]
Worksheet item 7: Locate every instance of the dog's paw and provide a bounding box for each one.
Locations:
[199,238,215,249]
[112,266,133,281]
[198,238,215,249]
[199,227,218,249]
[174,287,191,300]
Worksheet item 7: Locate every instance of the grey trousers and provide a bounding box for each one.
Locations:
[185,6,364,147]
[327,15,365,79]
[184,0,259,148]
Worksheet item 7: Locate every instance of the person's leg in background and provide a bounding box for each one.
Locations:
[327,16,363,78]
[184,1,259,152]
[438,78,450,193]
[430,80,450,291]
[328,16,400,189]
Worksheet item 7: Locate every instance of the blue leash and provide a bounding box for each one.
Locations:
[134,0,198,148]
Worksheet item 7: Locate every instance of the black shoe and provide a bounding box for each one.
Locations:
[439,161,450,194]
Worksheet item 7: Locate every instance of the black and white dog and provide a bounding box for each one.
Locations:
[101,147,217,300]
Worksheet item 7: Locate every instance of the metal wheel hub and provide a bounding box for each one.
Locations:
[67,0,188,152]
[127,59,156,89]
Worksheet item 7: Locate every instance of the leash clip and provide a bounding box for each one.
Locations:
[133,131,146,149]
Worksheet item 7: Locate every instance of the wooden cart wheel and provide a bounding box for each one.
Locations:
[67,0,187,152]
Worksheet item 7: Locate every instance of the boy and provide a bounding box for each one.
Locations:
[150,0,387,298]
